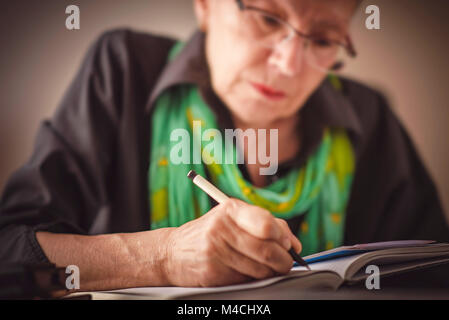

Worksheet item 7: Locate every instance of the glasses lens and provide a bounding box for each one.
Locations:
[239,10,290,48]
[306,38,342,71]
[238,8,351,73]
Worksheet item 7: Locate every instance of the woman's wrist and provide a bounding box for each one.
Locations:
[119,227,176,287]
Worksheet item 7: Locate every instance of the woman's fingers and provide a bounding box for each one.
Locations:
[222,199,303,254]
[216,239,276,280]
[223,199,288,248]
[219,213,293,274]
[275,218,302,254]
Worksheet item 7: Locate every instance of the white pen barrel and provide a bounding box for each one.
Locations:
[192,175,230,204]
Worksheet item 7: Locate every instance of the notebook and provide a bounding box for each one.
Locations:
[78,240,449,300]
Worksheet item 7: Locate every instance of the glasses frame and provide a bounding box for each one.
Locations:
[235,0,357,71]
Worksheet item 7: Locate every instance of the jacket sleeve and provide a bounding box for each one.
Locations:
[0,30,127,265]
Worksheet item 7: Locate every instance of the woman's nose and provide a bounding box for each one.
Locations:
[268,36,306,77]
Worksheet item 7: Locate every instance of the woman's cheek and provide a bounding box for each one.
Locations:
[212,53,248,98]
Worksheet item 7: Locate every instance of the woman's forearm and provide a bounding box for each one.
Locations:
[35,228,174,292]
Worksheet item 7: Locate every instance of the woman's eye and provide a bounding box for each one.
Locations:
[312,38,333,48]
[261,15,281,28]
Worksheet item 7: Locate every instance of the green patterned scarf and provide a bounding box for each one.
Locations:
[148,48,355,256]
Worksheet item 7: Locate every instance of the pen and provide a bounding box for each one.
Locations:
[187,170,311,271]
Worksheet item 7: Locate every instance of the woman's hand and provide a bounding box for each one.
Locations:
[163,198,302,287]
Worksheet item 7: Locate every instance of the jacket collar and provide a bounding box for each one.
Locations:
[147,31,210,111]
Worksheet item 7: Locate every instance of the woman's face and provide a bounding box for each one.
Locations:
[195,0,358,127]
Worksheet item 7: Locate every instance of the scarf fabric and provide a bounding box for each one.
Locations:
[148,45,355,256]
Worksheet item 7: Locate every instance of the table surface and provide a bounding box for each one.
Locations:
[179,285,449,300]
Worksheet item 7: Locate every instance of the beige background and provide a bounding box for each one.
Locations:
[0,0,448,220]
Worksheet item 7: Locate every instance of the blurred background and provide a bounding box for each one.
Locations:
[0,0,448,219]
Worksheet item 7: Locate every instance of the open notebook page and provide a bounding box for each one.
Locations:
[294,243,449,280]
[100,270,315,299]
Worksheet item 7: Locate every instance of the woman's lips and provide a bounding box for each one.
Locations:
[250,82,286,101]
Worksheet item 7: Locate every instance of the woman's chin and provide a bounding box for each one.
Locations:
[231,110,279,127]
[233,101,291,126]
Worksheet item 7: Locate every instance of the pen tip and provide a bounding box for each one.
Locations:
[187,170,198,180]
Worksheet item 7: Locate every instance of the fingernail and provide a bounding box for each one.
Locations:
[282,237,291,250]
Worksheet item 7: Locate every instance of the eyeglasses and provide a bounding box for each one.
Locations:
[235,0,357,73]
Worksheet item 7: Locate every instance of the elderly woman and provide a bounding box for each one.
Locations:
[1,0,448,291]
